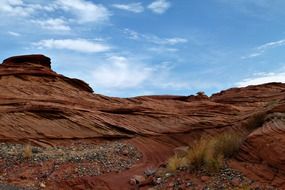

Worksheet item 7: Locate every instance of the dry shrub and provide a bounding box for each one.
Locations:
[243,111,266,131]
[186,136,224,172]
[238,184,251,190]
[213,132,244,158]
[167,155,189,172]
[23,143,32,159]
[186,138,208,169]
[202,140,223,172]
[167,131,244,173]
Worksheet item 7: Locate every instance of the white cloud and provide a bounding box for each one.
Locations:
[0,0,35,17]
[92,56,153,89]
[236,72,285,87]
[55,0,110,23]
[112,2,144,13]
[148,0,171,14]
[8,31,20,36]
[91,57,192,92]
[151,37,188,45]
[242,38,285,59]
[123,28,140,39]
[33,39,111,53]
[241,52,262,59]
[31,18,71,31]
[123,28,188,45]
[148,47,178,53]
[257,39,285,50]
[0,0,110,25]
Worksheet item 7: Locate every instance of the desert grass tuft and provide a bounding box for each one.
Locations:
[23,143,32,159]
[167,131,244,173]
[186,138,208,169]
[167,155,189,172]
[213,132,244,158]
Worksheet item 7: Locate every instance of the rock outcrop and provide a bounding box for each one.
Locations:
[0,54,285,188]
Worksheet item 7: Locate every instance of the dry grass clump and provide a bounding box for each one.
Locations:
[167,155,188,172]
[167,131,244,173]
[186,138,208,169]
[213,132,244,158]
[23,143,32,159]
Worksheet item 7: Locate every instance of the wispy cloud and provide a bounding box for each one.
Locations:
[148,0,171,14]
[91,55,194,93]
[7,31,21,37]
[31,18,71,31]
[112,2,144,13]
[242,38,285,59]
[33,39,111,53]
[150,37,188,45]
[55,0,110,23]
[92,56,153,89]
[148,47,178,53]
[123,29,140,39]
[0,0,111,35]
[257,39,285,50]
[0,0,36,17]
[123,28,188,45]
[236,71,285,87]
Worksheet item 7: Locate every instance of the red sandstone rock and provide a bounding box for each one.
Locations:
[3,54,51,68]
[0,54,285,189]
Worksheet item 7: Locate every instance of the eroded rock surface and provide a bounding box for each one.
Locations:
[0,55,285,189]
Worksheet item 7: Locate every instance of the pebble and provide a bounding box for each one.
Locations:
[0,141,143,186]
[201,176,210,182]
[165,173,172,178]
[155,177,162,184]
[129,178,137,185]
[167,182,174,188]
[186,181,192,187]
[231,177,241,186]
[39,182,46,188]
[132,175,146,184]
[144,167,157,176]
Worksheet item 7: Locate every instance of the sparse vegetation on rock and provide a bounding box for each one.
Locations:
[23,143,32,159]
[167,131,244,173]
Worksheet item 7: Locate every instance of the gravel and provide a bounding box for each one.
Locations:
[0,141,142,189]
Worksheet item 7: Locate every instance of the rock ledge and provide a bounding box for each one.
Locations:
[3,54,51,69]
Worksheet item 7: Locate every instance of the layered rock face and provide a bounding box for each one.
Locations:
[0,55,285,187]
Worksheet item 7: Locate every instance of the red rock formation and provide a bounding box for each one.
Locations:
[0,54,285,188]
[3,54,51,68]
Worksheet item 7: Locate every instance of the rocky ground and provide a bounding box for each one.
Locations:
[0,55,285,189]
[0,141,142,189]
[129,163,278,190]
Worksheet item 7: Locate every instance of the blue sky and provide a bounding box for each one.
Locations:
[1,0,285,97]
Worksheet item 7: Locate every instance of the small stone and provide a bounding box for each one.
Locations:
[168,182,174,187]
[134,175,146,184]
[201,176,210,182]
[144,167,157,176]
[165,173,172,178]
[231,177,241,186]
[122,149,129,156]
[129,178,137,185]
[40,182,46,188]
[186,181,192,186]
[155,177,162,184]
[32,147,42,154]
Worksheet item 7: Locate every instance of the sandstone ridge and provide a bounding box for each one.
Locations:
[0,54,284,189]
